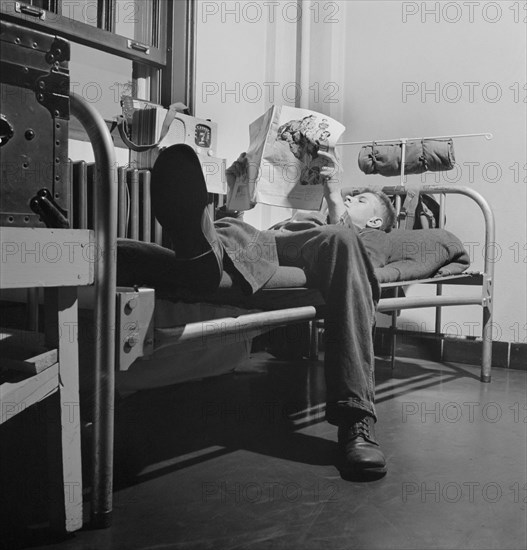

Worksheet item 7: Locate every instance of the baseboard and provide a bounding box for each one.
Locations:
[373,328,526,371]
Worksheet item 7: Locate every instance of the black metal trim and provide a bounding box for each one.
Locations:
[185,0,196,115]
[97,0,115,33]
[1,1,166,66]
[161,0,194,109]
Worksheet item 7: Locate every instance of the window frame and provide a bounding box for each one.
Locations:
[0,0,196,141]
[1,0,168,65]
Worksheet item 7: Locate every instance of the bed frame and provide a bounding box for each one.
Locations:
[67,96,495,527]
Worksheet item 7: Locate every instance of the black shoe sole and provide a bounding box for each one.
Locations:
[338,464,387,482]
[152,144,213,258]
[151,144,223,292]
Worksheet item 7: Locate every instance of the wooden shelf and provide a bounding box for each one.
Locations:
[1,227,90,533]
[0,362,58,424]
[0,227,94,289]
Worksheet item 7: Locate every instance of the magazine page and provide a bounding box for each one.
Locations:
[253,105,345,210]
[227,107,274,211]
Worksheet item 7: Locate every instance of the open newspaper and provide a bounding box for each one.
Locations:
[227,105,345,211]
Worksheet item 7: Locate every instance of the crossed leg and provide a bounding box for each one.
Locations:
[265,224,379,424]
[267,225,386,479]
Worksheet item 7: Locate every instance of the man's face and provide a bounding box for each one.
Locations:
[343,192,383,229]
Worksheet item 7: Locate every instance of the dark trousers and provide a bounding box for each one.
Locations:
[261,224,379,425]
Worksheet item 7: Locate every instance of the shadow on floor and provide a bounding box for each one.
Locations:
[109,354,479,491]
[2,352,489,549]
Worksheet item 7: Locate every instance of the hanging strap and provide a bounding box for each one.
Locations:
[116,102,188,152]
[398,187,420,229]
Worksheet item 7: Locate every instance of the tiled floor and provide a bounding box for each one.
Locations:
[3,353,527,550]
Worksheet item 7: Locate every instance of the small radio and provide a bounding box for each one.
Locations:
[120,98,225,194]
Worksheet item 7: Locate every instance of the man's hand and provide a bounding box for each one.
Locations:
[318,150,341,194]
[225,152,248,188]
[318,150,340,178]
[318,149,346,224]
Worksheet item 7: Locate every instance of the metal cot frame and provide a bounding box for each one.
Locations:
[77,99,495,528]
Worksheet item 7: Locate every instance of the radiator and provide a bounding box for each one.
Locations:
[70,162,163,244]
[70,161,226,243]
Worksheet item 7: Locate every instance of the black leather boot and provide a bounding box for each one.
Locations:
[338,414,387,481]
[151,144,223,292]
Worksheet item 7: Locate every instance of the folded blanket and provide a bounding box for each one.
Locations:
[269,214,469,283]
[358,139,455,177]
[372,228,470,283]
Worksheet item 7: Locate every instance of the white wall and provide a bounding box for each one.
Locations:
[194,0,300,228]
[194,0,526,344]
[332,0,526,343]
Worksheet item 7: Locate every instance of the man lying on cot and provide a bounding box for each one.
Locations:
[149,144,396,481]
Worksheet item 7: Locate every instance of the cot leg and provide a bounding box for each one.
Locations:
[481,305,492,383]
[389,286,400,369]
[435,285,443,361]
[390,312,397,369]
[309,320,319,359]
[70,92,117,529]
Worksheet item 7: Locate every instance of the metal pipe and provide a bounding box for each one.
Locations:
[129,169,139,240]
[309,320,319,359]
[155,306,318,350]
[400,138,407,186]
[435,193,446,355]
[141,171,152,242]
[298,0,311,110]
[70,93,117,529]
[154,218,163,245]
[390,190,404,368]
[75,161,88,229]
[185,0,197,114]
[337,132,493,147]
[378,295,482,312]
[117,167,127,238]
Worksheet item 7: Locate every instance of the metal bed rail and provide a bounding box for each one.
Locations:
[380,185,495,382]
[70,93,117,528]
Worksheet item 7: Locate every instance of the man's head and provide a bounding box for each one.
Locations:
[343,189,396,232]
